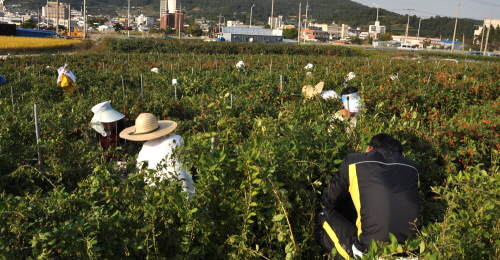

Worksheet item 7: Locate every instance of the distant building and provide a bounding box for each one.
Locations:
[327,22,349,40]
[42,2,70,27]
[368,21,386,38]
[0,0,5,13]
[227,20,245,27]
[300,28,328,42]
[0,14,32,26]
[97,24,113,31]
[160,0,178,16]
[136,14,154,27]
[160,13,174,29]
[221,27,283,43]
[268,16,283,29]
[391,35,450,49]
[440,40,467,50]
[474,19,500,43]
[348,27,368,38]
[173,9,184,32]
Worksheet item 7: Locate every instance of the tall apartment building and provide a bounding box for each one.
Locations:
[42,2,70,26]
[160,0,183,31]
[160,0,177,16]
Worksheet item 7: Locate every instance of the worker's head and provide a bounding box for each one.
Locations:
[366,133,403,154]
[341,86,358,96]
[340,86,359,118]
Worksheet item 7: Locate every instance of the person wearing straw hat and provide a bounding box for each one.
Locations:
[119,113,195,198]
[91,101,127,151]
[302,82,325,99]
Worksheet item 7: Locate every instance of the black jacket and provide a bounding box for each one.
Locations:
[322,148,422,252]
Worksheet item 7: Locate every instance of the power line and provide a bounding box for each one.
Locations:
[467,0,500,9]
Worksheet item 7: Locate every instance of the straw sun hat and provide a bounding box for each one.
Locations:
[302,81,325,98]
[119,113,177,141]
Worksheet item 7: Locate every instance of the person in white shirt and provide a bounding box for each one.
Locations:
[119,113,195,198]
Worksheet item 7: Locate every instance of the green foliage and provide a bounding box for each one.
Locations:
[20,19,37,29]
[283,28,298,39]
[0,42,499,259]
[113,23,124,32]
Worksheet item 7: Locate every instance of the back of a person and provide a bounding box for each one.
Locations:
[345,148,421,251]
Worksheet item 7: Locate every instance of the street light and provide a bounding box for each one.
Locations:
[250,4,255,28]
[372,3,379,22]
[417,18,427,43]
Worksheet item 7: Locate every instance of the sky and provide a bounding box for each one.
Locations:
[353,0,500,21]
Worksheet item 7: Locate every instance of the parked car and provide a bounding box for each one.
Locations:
[397,44,418,52]
[487,52,500,57]
[468,51,482,55]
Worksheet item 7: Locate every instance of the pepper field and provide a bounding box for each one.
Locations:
[0,39,499,259]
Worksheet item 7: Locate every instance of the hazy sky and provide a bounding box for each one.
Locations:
[353,0,500,21]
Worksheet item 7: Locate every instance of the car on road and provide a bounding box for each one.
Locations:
[397,44,418,52]
[468,51,482,55]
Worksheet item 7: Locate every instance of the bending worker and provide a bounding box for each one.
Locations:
[314,133,421,259]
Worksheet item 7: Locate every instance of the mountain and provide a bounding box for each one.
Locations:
[12,0,480,39]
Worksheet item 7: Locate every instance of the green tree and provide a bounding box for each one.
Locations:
[87,17,107,28]
[264,24,271,29]
[20,19,36,29]
[379,33,393,41]
[114,23,124,32]
[186,23,203,37]
[283,28,298,39]
[349,36,362,45]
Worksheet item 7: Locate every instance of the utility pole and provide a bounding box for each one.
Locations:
[270,0,274,29]
[127,0,130,38]
[417,18,427,43]
[451,0,461,53]
[68,3,71,36]
[373,3,379,22]
[56,0,59,33]
[250,4,255,28]
[218,12,222,35]
[304,1,309,43]
[403,6,414,45]
[480,26,485,53]
[483,14,493,56]
[83,0,86,39]
[297,3,301,44]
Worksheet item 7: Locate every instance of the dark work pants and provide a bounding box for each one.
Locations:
[314,208,358,259]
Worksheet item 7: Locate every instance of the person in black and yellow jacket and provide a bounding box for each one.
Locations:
[314,133,421,259]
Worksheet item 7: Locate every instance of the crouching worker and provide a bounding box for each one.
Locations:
[119,113,195,199]
[314,133,421,259]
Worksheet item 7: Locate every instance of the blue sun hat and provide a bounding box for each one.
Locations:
[0,75,6,85]
[342,92,363,113]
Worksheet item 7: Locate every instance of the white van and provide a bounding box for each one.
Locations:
[397,44,418,52]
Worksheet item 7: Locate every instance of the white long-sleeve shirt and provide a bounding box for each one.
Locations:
[136,135,195,198]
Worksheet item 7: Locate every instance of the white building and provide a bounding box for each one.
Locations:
[0,0,5,13]
[268,15,283,29]
[136,14,154,27]
[369,21,386,38]
[221,27,283,43]
[474,19,500,42]
[97,24,113,31]
[227,20,245,27]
